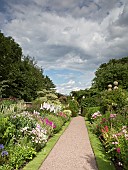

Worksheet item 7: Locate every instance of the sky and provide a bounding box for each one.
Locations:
[0,0,128,94]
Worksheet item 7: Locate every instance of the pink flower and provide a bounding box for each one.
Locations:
[44,118,56,129]
[116,147,121,153]
[110,114,117,118]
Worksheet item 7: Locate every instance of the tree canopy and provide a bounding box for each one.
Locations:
[92,57,128,91]
[0,31,56,101]
[70,56,128,108]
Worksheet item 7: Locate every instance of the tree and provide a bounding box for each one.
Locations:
[43,75,56,90]
[0,32,56,101]
[0,32,22,81]
[92,57,128,91]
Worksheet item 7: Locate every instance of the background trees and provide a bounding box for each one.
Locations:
[92,57,128,91]
[70,56,128,112]
[0,31,55,101]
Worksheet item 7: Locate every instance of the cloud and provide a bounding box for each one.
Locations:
[50,69,95,94]
[56,80,82,94]
[1,0,128,94]
[3,11,103,69]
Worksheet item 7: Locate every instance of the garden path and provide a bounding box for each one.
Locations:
[39,116,98,170]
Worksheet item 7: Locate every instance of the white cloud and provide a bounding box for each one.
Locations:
[1,0,128,94]
[56,80,82,94]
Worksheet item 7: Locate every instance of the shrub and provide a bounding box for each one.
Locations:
[100,88,128,114]
[68,100,79,117]
[81,107,87,117]
[7,140,36,170]
[63,109,72,118]
[45,115,64,133]
[58,112,69,123]
[86,107,100,122]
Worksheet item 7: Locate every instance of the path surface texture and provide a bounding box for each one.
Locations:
[39,116,98,170]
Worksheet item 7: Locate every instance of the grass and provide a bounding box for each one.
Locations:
[23,120,71,170]
[85,118,116,170]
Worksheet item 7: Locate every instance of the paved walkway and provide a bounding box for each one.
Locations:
[39,116,98,170]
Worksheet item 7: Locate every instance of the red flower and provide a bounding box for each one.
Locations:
[105,126,109,132]
[101,126,109,133]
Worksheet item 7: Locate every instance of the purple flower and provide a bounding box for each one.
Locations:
[1,150,8,156]
[0,144,4,150]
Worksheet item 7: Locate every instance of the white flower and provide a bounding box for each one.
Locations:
[118,162,123,166]
[92,111,101,118]
[40,104,43,110]
[50,105,55,112]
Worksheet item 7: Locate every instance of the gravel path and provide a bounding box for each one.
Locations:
[39,116,98,170]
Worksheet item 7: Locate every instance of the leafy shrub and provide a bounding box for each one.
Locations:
[7,140,36,170]
[81,107,87,117]
[57,112,69,123]
[82,96,100,107]
[45,114,64,133]
[63,109,72,118]
[100,88,128,114]
[86,107,100,122]
[0,116,16,145]
[0,141,37,170]
[68,100,79,117]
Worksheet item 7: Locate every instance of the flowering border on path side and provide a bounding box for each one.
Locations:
[23,120,71,170]
[85,118,115,170]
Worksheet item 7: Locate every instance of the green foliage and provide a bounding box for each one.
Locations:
[58,112,70,123]
[71,88,101,108]
[86,107,100,122]
[42,75,56,90]
[22,121,71,170]
[63,110,72,117]
[0,106,47,169]
[0,32,22,80]
[7,140,36,170]
[85,120,115,170]
[0,79,9,98]
[92,57,128,91]
[68,99,79,117]
[0,98,17,105]
[0,32,56,101]
[100,88,128,114]
[88,110,128,170]
[45,114,64,133]
[36,89,61,105]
